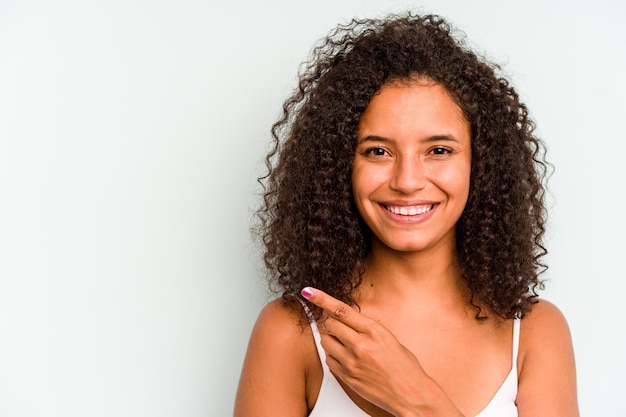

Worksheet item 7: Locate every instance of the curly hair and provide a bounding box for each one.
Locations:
[256,12,548,320]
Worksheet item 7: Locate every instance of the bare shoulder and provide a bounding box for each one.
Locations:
[253,298,310,340]
[234,298,316,417]
[517,299,580,417]
[249,298,319,361]
[520,299,570,340]
[518,299,576,367]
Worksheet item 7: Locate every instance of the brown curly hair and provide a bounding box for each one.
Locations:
[256,12,548,320]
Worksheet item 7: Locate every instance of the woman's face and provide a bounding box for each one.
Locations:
[352,80,471,254]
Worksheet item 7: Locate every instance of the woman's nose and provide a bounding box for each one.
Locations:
[389,156,427,194]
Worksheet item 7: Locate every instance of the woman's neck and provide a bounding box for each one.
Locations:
[356,238,470,310]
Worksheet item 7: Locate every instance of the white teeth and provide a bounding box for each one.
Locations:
[386,204,433,216]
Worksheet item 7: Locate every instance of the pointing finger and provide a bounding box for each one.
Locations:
[301,287,368,332]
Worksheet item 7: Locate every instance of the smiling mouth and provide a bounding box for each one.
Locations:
[383,204,435,216]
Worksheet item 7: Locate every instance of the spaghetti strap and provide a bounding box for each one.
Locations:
[296,297,371,417]
[512,318,520,366]
[297,297,327,364]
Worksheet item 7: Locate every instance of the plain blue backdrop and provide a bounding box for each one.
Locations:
[0,0,624,415]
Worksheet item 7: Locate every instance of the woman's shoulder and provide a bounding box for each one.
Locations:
[255,297,310,332]
[518,298,573,359]
[519,299,571,341]
[516,299,579,416]
[234,298,318,416]
[249,297,315,354]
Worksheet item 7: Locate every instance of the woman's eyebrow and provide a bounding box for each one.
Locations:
[357,135,392,144]
[357,134,461,144]
[422,134,461,144]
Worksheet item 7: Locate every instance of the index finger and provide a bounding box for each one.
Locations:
[300,287,368,332]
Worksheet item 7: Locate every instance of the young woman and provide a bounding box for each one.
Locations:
[234,13,579,417]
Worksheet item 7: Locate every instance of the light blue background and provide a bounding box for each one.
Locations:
[1,0,624,415]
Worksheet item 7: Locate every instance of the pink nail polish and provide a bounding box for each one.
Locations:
[301,287,313,298]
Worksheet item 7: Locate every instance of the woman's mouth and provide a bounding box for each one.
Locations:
[383,204,435,216]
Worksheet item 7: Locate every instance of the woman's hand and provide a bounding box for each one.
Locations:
[300,287,463,417]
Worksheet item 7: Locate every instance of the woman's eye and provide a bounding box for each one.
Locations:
[430,147,452,155]
[365,147,388,157]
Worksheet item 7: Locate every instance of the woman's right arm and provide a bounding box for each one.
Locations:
[234,299,312,417]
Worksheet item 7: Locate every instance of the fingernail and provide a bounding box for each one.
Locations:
[301,287,313,298]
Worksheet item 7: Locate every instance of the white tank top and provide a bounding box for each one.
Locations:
[301,302,520,417]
